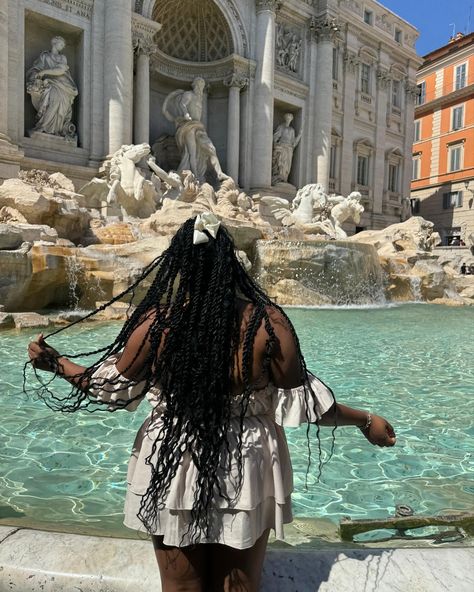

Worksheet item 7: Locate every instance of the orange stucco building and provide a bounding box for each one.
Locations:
[411,32,474,245]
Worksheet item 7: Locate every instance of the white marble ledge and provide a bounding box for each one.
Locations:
[0,526,473,592]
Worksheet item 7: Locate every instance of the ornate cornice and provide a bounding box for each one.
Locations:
[37,0,93,19]
[151,50,256,84]
[309,14,341,43]
[224,73,249,89]
[132,13,161,57]
[255,0,282,14]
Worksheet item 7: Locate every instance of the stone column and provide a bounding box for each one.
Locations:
[0,0,10,144]
[372,68,390,215]
[304,22,318,184]
[250,0,280,189]
[311,15,339,192]
[104,0,133,155]
[224,73,248,183]
[132,31,158,145]
[340,49,359,196]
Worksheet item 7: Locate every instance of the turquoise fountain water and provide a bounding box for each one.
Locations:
[1,304,473,538]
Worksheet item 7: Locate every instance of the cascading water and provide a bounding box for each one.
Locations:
[65,256,85,310]
[253,239,386,306]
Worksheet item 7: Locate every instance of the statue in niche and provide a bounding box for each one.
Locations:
[26,36,78,142]
[271,113,303,185]
[162,78,229,184]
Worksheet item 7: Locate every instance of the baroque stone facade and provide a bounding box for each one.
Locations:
[0,0,421,229]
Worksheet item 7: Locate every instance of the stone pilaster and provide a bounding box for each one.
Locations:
[250,0,280,188]
[104,0,133,155]
[403,81,418,200]
[373,68,390,215]
[340,49,359,196]
[310,15,340,191]
[132,15,160,146]
[224,73,248,183]
[0,0,22,180]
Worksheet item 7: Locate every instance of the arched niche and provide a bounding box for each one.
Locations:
[137,0,248,58]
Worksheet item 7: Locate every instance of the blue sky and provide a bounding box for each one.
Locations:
[380,0,473,56]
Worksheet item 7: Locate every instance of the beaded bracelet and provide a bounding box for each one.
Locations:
[358,413,372,431]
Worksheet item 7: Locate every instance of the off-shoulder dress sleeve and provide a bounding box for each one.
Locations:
[273,372,335,427]
[87,354,146,412]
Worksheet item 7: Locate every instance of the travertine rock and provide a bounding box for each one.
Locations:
[0,178,90,242]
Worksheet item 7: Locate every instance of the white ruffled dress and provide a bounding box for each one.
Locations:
[89,355,334,549]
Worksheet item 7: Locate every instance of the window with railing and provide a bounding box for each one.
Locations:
[454,63,467,90]
[451,105,464,130]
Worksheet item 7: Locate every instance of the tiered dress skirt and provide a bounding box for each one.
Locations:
[90,356,334,549]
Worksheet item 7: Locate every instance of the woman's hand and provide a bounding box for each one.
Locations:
[360,414,396,447]
[27,334,61,373]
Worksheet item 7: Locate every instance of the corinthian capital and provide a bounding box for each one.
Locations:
[133,32,158,57]
[256,0,282,14]
[404,82,419,101]
[309,14,341,42]
[224,73,249,90]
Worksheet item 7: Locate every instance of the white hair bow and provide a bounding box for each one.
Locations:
[193,212,221,245]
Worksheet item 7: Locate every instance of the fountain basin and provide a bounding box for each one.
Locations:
[253,239,385,306]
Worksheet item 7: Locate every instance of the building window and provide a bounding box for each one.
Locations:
[416,81,426,105]
[454,63,467,90]
[357,154,369,186]
[451,105,464,130]
[414,120,421,142]
[448,144,463,172]
[330,144,337,179]
[332,47,338,81]
[443,191,463,209]
[392,80,401,108]
[411,198,420,214]
[363,9,373,24]
[394,28,402,43]
[388,163,399,193]
[412,156,421,180]
[361,63,371,94]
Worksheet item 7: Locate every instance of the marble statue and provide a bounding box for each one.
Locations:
[147,158,200,203]
[26,36,78,141]
[260,185,364,238]
[162,78,229,184]
[271,113,303,185]
[80,144,161,218]
[276,25,302,73]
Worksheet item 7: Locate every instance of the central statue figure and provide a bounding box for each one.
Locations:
[162,78,229,183]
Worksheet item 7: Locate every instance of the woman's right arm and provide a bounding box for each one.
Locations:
[268,308,396,447]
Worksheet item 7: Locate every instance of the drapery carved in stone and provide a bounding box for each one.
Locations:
[276,23,302,74]
[153,0,233,62]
